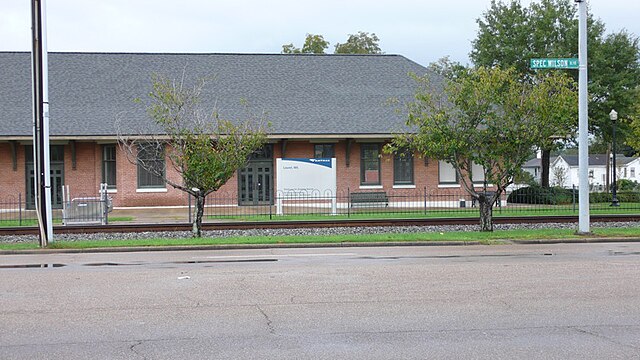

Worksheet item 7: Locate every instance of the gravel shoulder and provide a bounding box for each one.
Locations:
[1,221,638,244]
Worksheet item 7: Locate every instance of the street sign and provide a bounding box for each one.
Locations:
[530,58,579,69]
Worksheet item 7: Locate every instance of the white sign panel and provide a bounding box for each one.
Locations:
[276,158,337,215]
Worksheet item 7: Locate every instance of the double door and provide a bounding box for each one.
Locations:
[26,163,64,209]
[238,161,272,205]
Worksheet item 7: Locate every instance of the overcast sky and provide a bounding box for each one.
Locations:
[1,0,638,66]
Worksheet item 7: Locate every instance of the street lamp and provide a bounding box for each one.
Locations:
[610,109,620,207]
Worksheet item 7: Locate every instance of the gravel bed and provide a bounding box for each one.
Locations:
[1,221,639,244]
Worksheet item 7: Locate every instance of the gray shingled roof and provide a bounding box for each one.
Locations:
[556,154,636,166]
[0,52,429,138]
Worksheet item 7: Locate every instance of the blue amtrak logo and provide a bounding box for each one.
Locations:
[282,158,334,168]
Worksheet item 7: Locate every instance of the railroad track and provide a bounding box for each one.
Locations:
[1,214,639,236]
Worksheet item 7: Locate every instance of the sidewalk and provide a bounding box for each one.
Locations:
[110,207,191,224]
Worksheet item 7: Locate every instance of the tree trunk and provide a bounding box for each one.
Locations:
[541,148,551,188]
[193,194,205,238]
[477,192,495,232]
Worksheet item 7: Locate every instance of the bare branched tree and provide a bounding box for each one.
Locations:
[117,73,267,237]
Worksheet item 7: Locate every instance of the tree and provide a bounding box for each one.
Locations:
[117,74,267,237]
[334,31,382,54]
[282,34,329,54]
[388,66,576,231]
[470,0,640,188]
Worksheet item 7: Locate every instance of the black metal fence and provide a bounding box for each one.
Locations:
[194,187,640,221]
[3,187,638,226]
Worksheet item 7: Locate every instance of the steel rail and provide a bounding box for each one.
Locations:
[0,214,638,236]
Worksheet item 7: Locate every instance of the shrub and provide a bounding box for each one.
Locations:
[616,179,640,191]
[588,191,640,203]
[507,186,574,205]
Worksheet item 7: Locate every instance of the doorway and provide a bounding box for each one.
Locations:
[238,145,273,206]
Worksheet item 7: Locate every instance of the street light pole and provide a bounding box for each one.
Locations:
[575,0,590,233]
[610,109,620,207]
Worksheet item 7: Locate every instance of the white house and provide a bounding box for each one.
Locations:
[549,154,640,190]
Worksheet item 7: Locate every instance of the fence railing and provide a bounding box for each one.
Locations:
[2,187,638,226]
[195,187,640,221]
[0,193,110,227]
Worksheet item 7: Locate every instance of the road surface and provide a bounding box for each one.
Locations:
[1,243,639,359]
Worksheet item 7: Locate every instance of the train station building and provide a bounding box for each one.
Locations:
[0,52,476,209]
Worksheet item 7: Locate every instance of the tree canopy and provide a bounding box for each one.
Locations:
[118,74,267,237]
[282,34,329,54]
[281,31,382,54]
[471,0,640,184]
[334,31,382,54]
[388,66,577,231]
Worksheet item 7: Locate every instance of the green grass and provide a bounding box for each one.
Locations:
[1,226,639,251]
[0,216,134,227]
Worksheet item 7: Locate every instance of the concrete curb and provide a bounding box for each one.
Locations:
[2,237,640,255]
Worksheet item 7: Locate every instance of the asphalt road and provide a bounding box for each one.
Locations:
[1,243,639,359]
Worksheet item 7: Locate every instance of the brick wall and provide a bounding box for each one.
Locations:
[0,139,480,209]
[0,143,25,204]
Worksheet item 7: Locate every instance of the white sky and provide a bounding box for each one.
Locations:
[1,0,638,66]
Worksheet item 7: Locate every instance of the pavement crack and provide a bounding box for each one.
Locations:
[256,305,276,335]
[129,340,147,359]
[572,326,640,350]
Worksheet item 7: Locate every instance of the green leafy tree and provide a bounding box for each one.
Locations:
[471,0,640,188]
[334,31,382,54]
[282,34,329,54]
[118,74,267,237]
[388,67,577,231]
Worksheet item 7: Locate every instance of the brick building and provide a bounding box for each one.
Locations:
[0,52,475,209]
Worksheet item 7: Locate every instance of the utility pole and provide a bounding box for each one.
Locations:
[576,0,590,234]
[31,0,53,246]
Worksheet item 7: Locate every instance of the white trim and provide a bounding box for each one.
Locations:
[473,184,494,188]
[392,184,416,189]
[359,185,383,190]
[136,188,168,193]
[438,184,461,188]
[106,189,118,194]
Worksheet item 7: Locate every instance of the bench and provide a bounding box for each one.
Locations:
[350,191,389,208]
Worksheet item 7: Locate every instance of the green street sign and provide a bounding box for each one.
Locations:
[530,58,579,69]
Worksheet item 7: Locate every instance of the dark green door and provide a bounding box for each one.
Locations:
[26,163,64,209]
[238,161,272,205]
[25,145,65,210]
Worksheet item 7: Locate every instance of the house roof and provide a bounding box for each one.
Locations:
[0,52,430,139]
[556,154,637,167]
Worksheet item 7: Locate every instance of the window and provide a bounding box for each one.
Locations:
[632,168,636,178]
[393,151,414,185]
[137,144,165,189]
[471,162,485,184]
[438,161,458,184]
[588,170,594,179]
[314,144,335,158]
[102,145,117,189]
[360,144,381,185]
[624,167,628,178]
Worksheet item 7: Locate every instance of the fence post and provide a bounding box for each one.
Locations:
[572,185,576,213]
[347,187,350,218]
[423,187,427,215]
[19,193,22,226]
[188,193,192,223]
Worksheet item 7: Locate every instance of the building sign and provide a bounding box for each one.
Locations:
[276,158,337,215]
